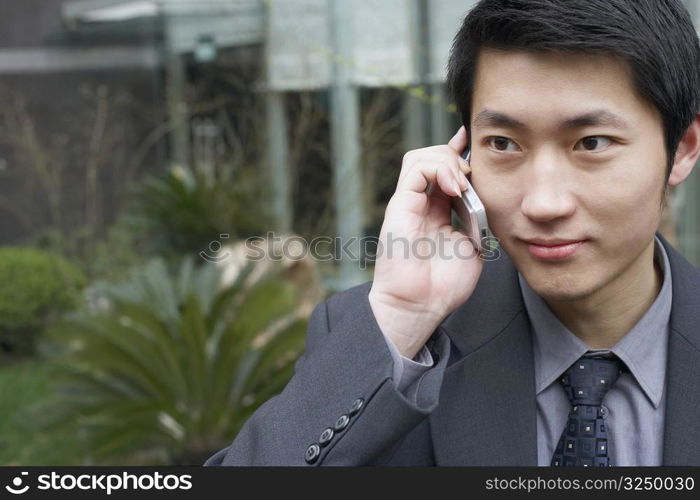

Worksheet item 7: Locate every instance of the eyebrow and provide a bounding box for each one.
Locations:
[472,109,631,131]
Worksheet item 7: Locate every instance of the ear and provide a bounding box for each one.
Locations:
[668,112,700,187]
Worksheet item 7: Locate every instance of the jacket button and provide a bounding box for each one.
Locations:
[349,398,364,415]
[319,427,334,446]
[334,414,350,432]
[305,443,321,464]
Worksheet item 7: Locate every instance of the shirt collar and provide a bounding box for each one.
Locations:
[519,235,672,408]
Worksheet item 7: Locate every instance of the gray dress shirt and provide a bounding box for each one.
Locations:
[382,235,671,466]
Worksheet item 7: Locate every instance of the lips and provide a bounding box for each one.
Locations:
[521,238,587,261]
[522,238,584,246]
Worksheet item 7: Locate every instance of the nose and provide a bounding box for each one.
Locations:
[520,157,577,223]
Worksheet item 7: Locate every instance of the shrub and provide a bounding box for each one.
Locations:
[0,247,85,356]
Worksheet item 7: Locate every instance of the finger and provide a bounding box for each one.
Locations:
[400,151,466,191]
[397,158,462,197]
[447,126,468,154]
[400,143,462,169]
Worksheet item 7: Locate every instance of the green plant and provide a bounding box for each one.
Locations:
[0,247,85,356]
[0,359,84,465]
[38,256,312,465]
[130,165,272,256]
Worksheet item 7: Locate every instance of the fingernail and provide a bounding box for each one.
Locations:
[453,179,462,196]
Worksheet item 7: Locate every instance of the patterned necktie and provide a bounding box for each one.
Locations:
[551,353,625,467]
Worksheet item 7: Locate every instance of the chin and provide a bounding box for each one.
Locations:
[521,268,600,303]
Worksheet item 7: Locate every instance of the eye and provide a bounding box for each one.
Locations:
[575,136,613,152]
[486,136,520,152]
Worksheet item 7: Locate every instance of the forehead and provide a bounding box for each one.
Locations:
[470,48,659,125]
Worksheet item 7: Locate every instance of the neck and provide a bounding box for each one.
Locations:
[546,238,663,350]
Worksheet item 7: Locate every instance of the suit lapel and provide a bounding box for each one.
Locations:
[659,233,700,465]
[430,251,538,465]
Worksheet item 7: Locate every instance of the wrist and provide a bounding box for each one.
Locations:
[368,290,445,359]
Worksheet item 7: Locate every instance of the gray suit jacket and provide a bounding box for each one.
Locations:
[204,231,700,466]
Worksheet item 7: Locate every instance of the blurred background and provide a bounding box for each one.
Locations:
[0,0,698,465]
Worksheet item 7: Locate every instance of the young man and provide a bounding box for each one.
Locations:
[205,0,700,466]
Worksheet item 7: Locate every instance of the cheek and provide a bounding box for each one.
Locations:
[583,160,665,230]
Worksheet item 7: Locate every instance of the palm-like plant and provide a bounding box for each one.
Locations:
[130,166,272,256]
[37,256,319,465]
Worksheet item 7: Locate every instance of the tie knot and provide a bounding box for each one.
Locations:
[559,354,625,406]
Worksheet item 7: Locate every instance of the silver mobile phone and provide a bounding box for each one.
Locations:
[451,148,495,253]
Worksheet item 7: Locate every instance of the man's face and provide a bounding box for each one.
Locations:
[469,49,667,302]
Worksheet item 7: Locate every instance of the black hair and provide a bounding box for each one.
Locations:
[447,0,700,179]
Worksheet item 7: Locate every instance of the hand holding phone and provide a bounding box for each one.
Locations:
[368,127,486,358]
